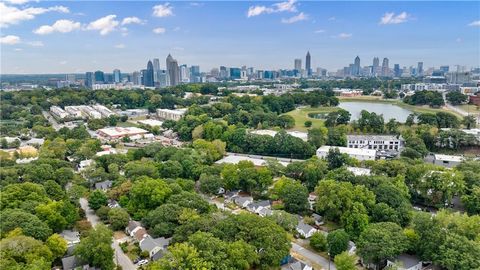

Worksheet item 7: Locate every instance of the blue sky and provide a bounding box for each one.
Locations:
[1,0,479,74]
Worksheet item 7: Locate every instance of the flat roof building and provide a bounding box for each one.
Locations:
[316,146,376,161]
[431,153,464,168]
[347,134,404,151]
[97,127,149,140]
[157,108,187,121]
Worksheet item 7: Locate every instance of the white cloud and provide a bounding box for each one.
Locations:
[27,40,43,47]
[247,0,297,17]
[114,43,125,49]
[121,16,145,25]
[14,48,23,51]
[33,19,81,35]
[281,12,308,24]
[379,12,410,25]
[0,35,20,44]
[190,2,204,7]
[468,20,480,27]
[247,6,274,17]
[153,3,173,17]
[0,3,69,28]
[172,46,184,51]
[314,29,325,33]
[334,33,352,39]
[153,27,166,34]
[273,0,297,12]
[86,15,119,35]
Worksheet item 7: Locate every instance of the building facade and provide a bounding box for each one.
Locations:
[347,135,404,151]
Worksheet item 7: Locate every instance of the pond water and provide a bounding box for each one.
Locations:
[338,101,413,122]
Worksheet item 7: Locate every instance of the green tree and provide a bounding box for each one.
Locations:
[74,224,114,270]
[108,208,130,231]
[327,229,350,257]
[340,202,369,240]
[127,177,173,218]
[334,251,357,270]
[0,209,52,241]
[267,210,298,232]
[304,120,312,127]
[446,91,468,105]
[88,190,108,210]
[150,242,213,270]
[326,147,348,169]
[307,127,328,148]
[436,232,480,270]
[310,232,327,252]
[0,235,53,269]
[45,233,67,259]
[357,222,408,268]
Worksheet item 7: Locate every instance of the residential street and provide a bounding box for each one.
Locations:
[79,198,137,270]
[292,243,337,270]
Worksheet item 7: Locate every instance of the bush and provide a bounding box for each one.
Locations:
[327,229,350,257]
[310,232,327,251]
[304,121,312,127]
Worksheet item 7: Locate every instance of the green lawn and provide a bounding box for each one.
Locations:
[457,104,480,114]
[284,106,339,131]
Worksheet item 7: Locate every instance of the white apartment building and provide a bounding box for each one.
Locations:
[50,106,69,119]
[92,105,115,118]
[347,135,405,151]
[316,146,377,161]
[156,108,187,121]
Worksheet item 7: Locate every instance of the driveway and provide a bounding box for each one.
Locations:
[79,198,137,270]
[291,243,336,270]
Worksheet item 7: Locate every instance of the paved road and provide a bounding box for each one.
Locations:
[79,198,137,270]
[442,92,480,124]
[292,243,336,270]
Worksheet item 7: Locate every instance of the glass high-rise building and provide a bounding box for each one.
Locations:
[229,68,241,79]
[166,54,180,86]
[354,56,361,75]
[94,70,105,83]
[144,60,155,87]
[85,72,94,88]
[294,59,302,71]
[305,51,311,77]
[381,58,389,77]
[113,69,121,83]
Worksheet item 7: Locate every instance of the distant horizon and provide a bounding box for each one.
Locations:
[1,1,479,74]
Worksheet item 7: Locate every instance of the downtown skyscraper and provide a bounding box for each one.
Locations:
[305,51,312,77]
[166,54,179,86]
[144,60,155,87]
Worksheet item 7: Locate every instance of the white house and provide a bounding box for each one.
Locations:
[387,254,423,270]
[156,108,187,121]
[296,220,317,238]
[139,235,171,261]
[432,154,464,168]
[316,146,376,161]
[347,135,405,151]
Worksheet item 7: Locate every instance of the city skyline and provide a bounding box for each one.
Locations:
[1,1,479,74]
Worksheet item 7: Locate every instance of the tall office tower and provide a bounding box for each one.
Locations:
[158,70,168,87]
[219,66,228,79]
[190,65,200,83]
[372,57,380,76]
[294,58,302,71]
[85,72,94,88]
[305,51,311,77]
[144,61,155,87]
[354,56,361,75]
[113,69,121,83]
[153,58,161,84]
[210,68,219,78]
[132,71,142,85]
[94,70,105,83]
[417,62,424,76]
[381,58,389,76]
[140,69,146,85]
[179,64,190,83]
[166,54,179,86]
[393,64,401,77]
[229,68,241,79]
[440,66,449,73]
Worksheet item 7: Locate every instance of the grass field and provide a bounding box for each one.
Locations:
[284,106,339,131]
[457,104,480,114]
[284,98,465,131]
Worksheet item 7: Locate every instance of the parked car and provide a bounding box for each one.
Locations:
[138,259,149,266]
[133,257,141,264]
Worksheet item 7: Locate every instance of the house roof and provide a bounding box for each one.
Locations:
[258,208,273,216]
[94,180,113,190]
[127,220,142,232]
[247,200,270,210]
[312,214,323,222]
[60,230,80,243]
[61,255,87,270]
[134,228,148,241]
[296,221,315,235]
[391,254,422,269]
[140,236,171,254]
[347,134,403,141]
[234,196,253,206]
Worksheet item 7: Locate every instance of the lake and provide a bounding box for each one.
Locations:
[338,101,413,122]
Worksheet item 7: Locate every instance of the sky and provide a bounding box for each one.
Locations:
[1,0,479,74]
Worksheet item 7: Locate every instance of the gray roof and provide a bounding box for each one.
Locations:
[289,261,311,270]
[61,256,87,270]
[60,230,80,243]
[247,200,270,210]
[234,196,253,206]
[94,180,113,190]
[140,236,170,253]
[392,254,422,269]
[312,213,322,221]
[127,220,141,232]
[296,221,315,234]
[258,208,273,216]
